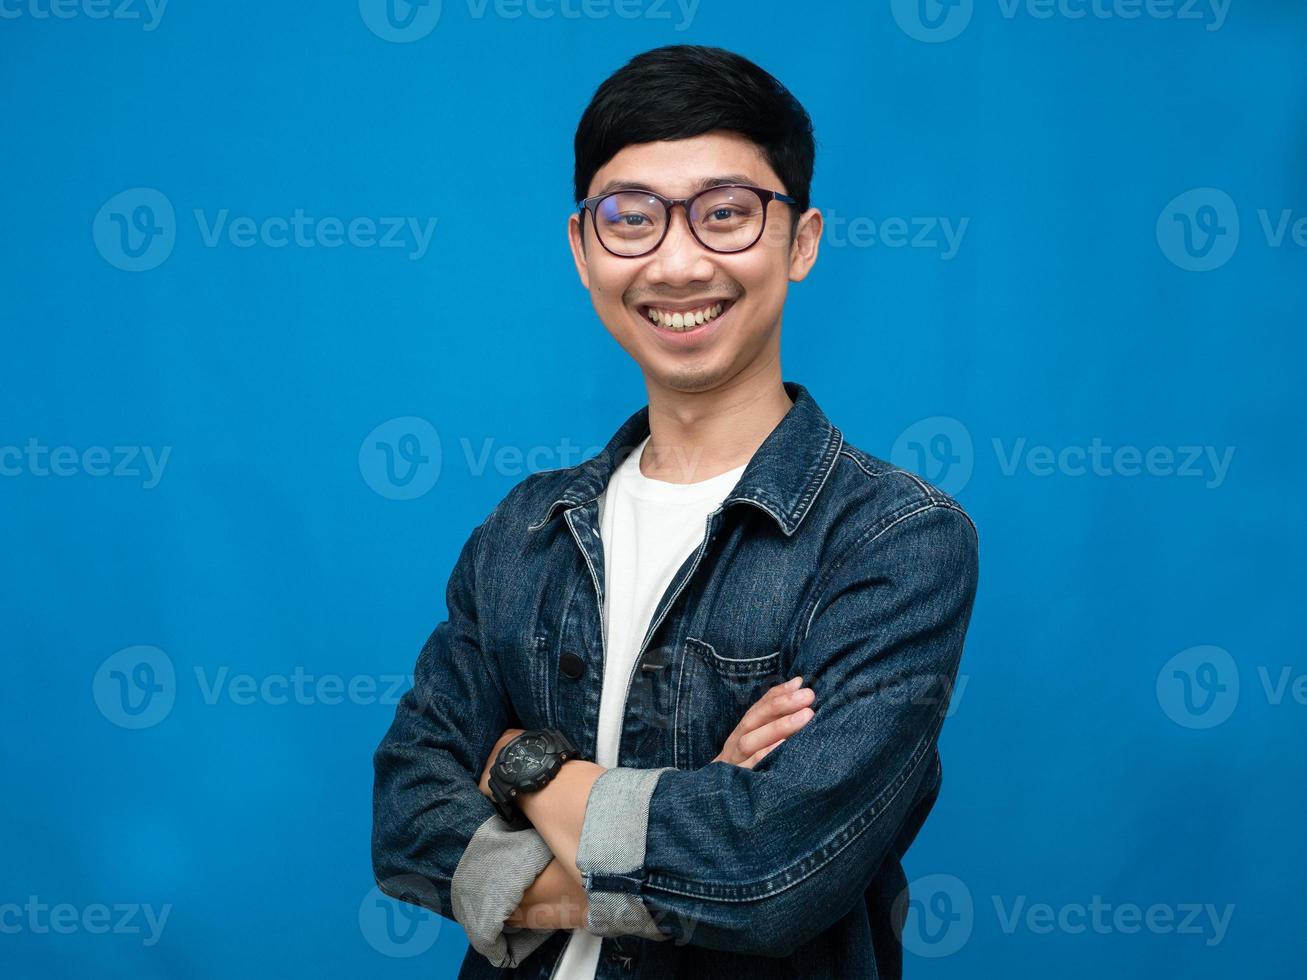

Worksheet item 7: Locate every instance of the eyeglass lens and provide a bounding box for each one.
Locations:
[592,186,767,256]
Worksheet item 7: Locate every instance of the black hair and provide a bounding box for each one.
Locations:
[573,45,815,222]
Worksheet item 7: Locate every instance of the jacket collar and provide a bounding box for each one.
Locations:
[527,380,843,537]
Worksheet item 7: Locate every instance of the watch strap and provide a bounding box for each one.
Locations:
[488,728,584,827]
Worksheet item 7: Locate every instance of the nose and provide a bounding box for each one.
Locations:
[645,204,715,286]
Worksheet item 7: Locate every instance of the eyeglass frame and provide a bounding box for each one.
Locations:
[577,183,799,258]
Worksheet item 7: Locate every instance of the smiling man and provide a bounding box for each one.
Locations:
[372,44,979,980]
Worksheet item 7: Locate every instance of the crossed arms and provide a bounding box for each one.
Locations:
[372,500,977,964]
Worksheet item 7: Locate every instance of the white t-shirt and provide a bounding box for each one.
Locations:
[553,433,748,980]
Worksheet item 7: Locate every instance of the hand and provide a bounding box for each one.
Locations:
[479,727,526,799]
[712,676,815,768]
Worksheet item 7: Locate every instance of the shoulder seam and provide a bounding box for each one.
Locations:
[837,445,881,481]
[836,448,975,537]
[803,500,973,641]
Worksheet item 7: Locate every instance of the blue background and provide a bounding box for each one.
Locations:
[2,0,1304,976]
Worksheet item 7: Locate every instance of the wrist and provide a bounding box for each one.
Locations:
[516,759,604,824]
[488,728,583,828]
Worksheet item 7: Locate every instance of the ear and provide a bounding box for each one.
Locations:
[568,211,591,290]
[788,208,823,283]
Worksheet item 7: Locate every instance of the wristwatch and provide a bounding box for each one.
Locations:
[488,728,583,829]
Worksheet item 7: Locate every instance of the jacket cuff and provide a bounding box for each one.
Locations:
[451,812,557,968]
[576,766,676,940]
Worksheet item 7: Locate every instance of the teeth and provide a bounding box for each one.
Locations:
[645,302,726,332]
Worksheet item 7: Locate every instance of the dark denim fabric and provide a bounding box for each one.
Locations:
[373,380,979,979]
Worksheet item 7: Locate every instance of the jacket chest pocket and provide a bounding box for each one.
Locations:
[675,636,787,770]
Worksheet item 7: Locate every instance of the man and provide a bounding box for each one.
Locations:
[372,44,978,980]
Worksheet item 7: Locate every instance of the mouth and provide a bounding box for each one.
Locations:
[635,298,736,344]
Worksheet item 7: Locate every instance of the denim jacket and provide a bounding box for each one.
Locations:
[372,380,979,980]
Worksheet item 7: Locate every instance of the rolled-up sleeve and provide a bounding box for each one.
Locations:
[575,502,978,957]
[372,508,560,968]
[451,813,558,966]
[575,766,676,940]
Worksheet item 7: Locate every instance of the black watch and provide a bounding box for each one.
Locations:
[488,728,582,829]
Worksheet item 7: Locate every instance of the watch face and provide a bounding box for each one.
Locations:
[501,734,550,778]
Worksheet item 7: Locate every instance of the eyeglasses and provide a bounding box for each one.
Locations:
[578,183,798,258]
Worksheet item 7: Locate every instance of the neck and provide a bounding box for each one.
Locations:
[639,364,794,484]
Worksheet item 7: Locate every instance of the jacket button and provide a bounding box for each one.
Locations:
[559,652,586,680]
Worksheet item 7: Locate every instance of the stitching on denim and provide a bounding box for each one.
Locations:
[789,426,843,530]
[753,423,840,535]
[462,514,517,716]
[686,635,782,666]
[719,422,840,535]
[801,500,941,641]
[839,445,886,480]
[532,633,555,728]
[894,470,978,539]
[494,468,555,531]
[673,637,692,767]
[898,468,960,508]
[643,704,945,903]
[797,497,974,641]
[687,636,715,657]
[554,564,586,718]
[564,506,605,654]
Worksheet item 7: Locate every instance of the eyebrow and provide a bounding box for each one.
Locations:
[590,173,758,198]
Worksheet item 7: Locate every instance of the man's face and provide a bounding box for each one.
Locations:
[568,130,821,395]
